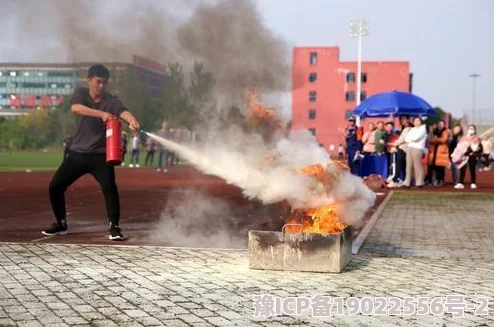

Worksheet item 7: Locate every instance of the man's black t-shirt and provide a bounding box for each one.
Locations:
[69,87,126,153]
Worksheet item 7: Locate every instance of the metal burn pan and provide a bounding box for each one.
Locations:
[248,225,352,273]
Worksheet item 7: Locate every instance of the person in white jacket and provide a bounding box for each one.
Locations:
[402,117,427,187]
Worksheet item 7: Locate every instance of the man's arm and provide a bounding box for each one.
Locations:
[71,101,140,131]
[71,104,115,122]
[119,110,140,131]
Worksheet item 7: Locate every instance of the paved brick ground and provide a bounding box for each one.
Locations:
[1,191,493,326]
[360,191,494,260]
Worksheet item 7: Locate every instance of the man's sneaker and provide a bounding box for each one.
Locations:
[109,225,124,241]
[454,183,465,189]
[42,222,68,236]
[470,183,477,189]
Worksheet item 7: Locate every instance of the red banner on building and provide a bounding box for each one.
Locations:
[133,55,166,73]
[24,94,37,107]
[40,95,51,107]
[9,94,21,107]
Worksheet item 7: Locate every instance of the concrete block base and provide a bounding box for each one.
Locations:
[248,226,352,273]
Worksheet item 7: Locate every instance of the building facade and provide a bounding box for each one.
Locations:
[292,46,411,153]
[0,55,166,113]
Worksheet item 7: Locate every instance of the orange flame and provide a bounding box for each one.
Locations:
[285,163,347,234]
[297,164,330,186]
[246,89,283,128]
[285,205,346,234]
[245,90,347,234]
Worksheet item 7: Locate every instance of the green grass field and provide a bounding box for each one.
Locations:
[0,150,64,171]
[0,150,188,171]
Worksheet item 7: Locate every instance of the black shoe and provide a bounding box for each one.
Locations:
[109,225,124,241]
[42,222,68,236]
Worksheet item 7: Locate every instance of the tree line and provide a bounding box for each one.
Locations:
[0,61,240,150]
[0,60,453,151]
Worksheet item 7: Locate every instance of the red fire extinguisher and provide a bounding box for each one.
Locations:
[106,118,122,165]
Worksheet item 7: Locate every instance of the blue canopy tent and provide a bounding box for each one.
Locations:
[352,90,436,118]
[352,90,435,180]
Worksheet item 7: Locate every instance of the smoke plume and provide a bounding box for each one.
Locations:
[149,189,246,248]
[4,0,289,95]
[6,0,375,231]
[146,126,376,228]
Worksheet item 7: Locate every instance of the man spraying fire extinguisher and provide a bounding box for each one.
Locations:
[43,64,140,241]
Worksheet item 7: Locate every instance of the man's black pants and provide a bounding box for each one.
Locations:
[49,150,120,226]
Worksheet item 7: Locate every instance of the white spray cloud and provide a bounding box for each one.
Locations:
[145,125,376,228]
[149,189,246,248]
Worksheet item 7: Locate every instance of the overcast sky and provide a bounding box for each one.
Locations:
[2,0,493,121]
[256,0,494,121]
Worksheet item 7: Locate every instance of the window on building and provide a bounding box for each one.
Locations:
[360,91,367,101]
[22,71,30,77]
[361,72,367,83]
[37,71,45,77]
[0,82,6,88]
[309,109,316,120]
[65,84,72,89]
[345,91,355,102]
[50,83,57,88]
[47,71,73,77]
[22,82,46,88]
[308,72,317,83]
[308,128,316,136]
[9,71,17,77]
[346,72,355,83]
[310,52,318,65]
[309,91,317,102]
[0,71,3,76]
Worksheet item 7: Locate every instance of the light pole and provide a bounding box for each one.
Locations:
[349,19,369,126]
[469,73,480,124]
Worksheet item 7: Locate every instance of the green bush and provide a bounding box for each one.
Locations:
[0,109,58,151]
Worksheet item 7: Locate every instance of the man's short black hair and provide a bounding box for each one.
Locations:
[88,64,110,79]
[385,121,394,126]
